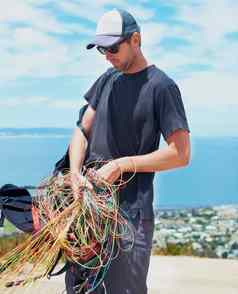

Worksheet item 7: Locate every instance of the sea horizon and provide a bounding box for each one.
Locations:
[0,128,237,209]
[1,127,237,138]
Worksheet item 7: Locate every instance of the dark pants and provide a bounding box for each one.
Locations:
[65,211,154,294]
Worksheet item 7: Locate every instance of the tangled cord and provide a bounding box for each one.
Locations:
[0,164,135,293]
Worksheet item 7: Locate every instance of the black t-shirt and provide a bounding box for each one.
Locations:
[83,65,189,219]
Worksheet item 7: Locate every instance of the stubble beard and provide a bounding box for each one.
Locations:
[114,53,136,73]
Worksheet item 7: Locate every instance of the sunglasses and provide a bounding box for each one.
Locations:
[96,35,131,55]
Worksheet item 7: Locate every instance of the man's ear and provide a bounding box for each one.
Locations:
[131,32,141,47]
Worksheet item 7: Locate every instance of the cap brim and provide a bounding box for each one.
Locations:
[86,35,123,50]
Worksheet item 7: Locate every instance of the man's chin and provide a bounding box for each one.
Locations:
[112,64,122,71]
[112,63,127,72]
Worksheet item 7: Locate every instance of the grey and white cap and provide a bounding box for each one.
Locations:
[86,9,140,49]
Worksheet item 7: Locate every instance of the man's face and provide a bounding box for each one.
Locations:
[101,35,138,72]
[105,40,134,71]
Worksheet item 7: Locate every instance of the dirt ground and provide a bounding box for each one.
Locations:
[2,256,238,294]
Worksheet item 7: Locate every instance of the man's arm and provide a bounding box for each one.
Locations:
[120,129,190,172]
[96,129,190,183]
[69,105,96,188]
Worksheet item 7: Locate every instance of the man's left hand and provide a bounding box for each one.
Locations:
[96,160,122,185]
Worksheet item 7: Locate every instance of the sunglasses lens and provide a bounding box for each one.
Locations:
[108,44,119,54]
[97,43,121,55]
[97,46,107,55]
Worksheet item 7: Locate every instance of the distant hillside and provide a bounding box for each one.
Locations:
[0,128,72,137]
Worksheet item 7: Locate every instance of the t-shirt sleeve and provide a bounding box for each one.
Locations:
[155,83,190,140]
[84,70,112,110]
[76,104,88,125]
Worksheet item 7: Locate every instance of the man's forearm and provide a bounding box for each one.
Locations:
[115,143,190,173]
[69,128,88,173]
[94,130,190,184]
[115,130,190,174]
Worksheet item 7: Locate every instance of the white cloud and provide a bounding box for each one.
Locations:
[0,0,237,105]
[57,0,155,23]
[160,0,238,46]
[0,0,69,34]
[141,22,167,48]
[14,27,54,48]
[62,46,108,77]
[0,96,84,109]
[0,1,237,133]
[0,46,70,80]
[0,0,237,78]
[125,5,155,21]
[211,39,238,73]
[0,96,48,107]
[57,1,106,23]
[0,0,112,81]
[64,23,95,36]
[179,72,238,109]
[49,99,85,109]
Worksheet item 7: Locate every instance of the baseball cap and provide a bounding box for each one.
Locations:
[86,9,140,49]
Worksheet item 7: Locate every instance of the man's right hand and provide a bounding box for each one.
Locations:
[70,171,93,198]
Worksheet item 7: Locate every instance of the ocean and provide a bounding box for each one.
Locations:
[0,128,237,209]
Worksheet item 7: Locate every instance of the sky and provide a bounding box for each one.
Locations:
[0,0,237,137]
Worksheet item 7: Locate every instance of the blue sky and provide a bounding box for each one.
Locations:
[0,0,237,137]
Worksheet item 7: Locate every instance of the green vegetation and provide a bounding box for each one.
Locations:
[0,233,28,257]
[152,242,194,256]
[152,242,220,258]
[4,219,17,234]
[0,220,28,257]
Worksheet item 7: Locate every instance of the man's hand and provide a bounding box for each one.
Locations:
[96,160,122,185]
[70,171,93,198]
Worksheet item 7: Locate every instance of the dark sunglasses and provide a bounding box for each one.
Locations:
[96,35,131,55]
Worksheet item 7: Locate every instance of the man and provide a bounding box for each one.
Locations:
[67,8,190,294]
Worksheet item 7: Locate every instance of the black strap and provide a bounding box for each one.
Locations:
[2,204,32,212]
[47,250,68,278]
[48,263,68,278]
